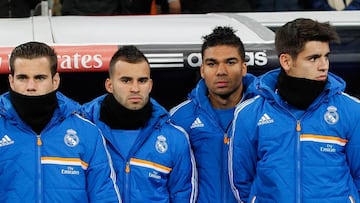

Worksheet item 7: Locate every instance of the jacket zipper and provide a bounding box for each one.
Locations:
[222,121,232,202]
[125,162,130,203]
[36,134,43,203]
[222,132,228,201]
[296,120,301,203]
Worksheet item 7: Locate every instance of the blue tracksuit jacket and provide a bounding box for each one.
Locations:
[229,69,360,203]
[81,95,198,203]
[169,74,257,203]
[0,92,121,203]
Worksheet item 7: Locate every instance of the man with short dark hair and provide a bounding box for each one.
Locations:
[0,41,121,202]
[229,18,360,202]
[81,45,197,203]
[170,26,257,203]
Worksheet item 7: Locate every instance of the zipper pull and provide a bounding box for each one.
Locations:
[296,120,301,132]
[224,133,230,144]
[125,162,130,173]
[37,135,42,146]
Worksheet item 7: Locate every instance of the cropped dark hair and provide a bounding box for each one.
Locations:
[109,45,149,76]
[275,18,340,58]
[201,26,246,62]
[9,41,58,76]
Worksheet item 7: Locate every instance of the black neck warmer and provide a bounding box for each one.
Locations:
[10,90,58,134]
[100,94,153,130]
[277,69,327,110]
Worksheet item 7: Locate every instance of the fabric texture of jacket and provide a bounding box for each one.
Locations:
[81,95,197,203]
[169,74,257,203]
[229,69,360,203]
[0,91,121,203]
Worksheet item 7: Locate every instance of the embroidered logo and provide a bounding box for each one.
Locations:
[257,113,274,126]
[0,135,14,147]
[64,129,80,147]
[61,166,80,175]
[190,117,204,129]
[324,106,339,125]
[320,144,337,153]
[148,171,161,179]
[155,135,168,153]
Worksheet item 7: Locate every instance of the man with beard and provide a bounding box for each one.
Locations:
[170,26,257,203]
[81,45,197,203]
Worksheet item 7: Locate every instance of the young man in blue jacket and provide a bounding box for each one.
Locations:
[229,18,360,202]
[81,45,198,203]
[170,26,257,203]
[0,41,121,202]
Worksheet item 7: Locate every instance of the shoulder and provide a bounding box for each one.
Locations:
[67,112,101,135]
[161,121,190,144]
[80,95,106,120]
[169,99,197,127]
[170,99,195,116]
[235,95,263,116]
[333,92,360,113]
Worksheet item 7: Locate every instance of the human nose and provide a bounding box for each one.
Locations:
[216,63,227,75]
[130,81,140,92]
[318,57,329,72]
[26,78,37,91]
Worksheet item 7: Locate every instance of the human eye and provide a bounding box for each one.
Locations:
[324,53,330,60]
[139,78,148,83]
[227,59,237,65]
[308,55,320,62]
[35,75,47,81]
[120,78,131,83]
[309,57,316,62]
[206,61,216,67]
[16,75,27,81]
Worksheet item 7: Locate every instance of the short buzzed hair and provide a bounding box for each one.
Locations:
[201,26,246,62]
[109,45,149,76]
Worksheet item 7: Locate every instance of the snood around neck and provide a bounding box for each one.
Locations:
[100,94,153,130]
[277,69,327,110]
[10,90,58,134]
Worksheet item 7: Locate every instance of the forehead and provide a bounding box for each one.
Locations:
[300,41,330,55]
[203,45,240,59]
[13,57,52,75]
[113,60,150,77]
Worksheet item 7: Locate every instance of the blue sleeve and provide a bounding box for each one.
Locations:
[346,112,360,196]
[86,130,122,203]
[228,105,258,203]
[168,126,198,203]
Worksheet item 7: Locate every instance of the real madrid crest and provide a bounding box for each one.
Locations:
[155,135,168,153]
[64,129,80,147]
[324,106,339,125]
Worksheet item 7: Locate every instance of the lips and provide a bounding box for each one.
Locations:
[215,81,229,88]
[128,96,142,102]
[316,75,327,81]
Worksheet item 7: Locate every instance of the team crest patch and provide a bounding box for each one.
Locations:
[64,129,80,147]
[155,135,168,153]
[324,106,339,125]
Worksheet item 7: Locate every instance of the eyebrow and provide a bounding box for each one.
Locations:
[15,73,48,77]
[204,57,238,62]
[120,76,149,80]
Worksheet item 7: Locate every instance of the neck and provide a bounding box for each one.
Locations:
[208,91,243,109]
[100,94,153,130]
